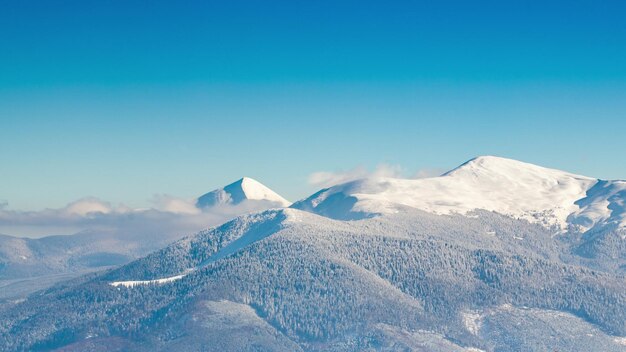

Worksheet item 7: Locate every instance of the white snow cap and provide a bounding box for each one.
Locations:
[293,156,626,230]
[196,177,291,208]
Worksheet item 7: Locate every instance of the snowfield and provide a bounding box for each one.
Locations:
[196,177,291,208]
[293,156,626,231]
[110,273,187,288]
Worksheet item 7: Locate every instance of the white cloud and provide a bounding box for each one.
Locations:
[63,197,114,216]
[412,168,447,179]
[308,164,404,188]
[0,196,279,238]
[308,164,447,188]
[151,194,200,215]
[308,167,367,188]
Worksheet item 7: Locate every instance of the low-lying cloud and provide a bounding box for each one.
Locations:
[150,194,201,215]
[0,196,282,239]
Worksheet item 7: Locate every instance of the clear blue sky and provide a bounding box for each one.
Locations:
[1,0,625,210]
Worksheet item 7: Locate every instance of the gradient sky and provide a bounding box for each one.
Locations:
[1,0,626,211]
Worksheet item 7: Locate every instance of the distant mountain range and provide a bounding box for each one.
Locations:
[1,157,625,351]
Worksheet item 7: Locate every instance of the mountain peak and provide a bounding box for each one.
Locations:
[444,155,591,181]
[196,177,291,209]
[293,157,626,230]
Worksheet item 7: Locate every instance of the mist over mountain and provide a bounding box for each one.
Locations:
[1,157,625,351]
[0,178,291,301]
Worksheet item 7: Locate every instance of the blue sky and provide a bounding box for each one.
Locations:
[1,0,626,211]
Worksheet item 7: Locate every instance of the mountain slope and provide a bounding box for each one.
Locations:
[0,177,290,299]
[1,208,625,351]
[293,156,625,231]
[196,177,291,208]
[1,157,626,351]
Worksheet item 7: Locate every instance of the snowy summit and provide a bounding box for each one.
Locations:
[196,177,291,208]
[293,156,626,231]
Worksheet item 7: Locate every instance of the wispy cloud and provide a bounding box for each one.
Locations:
[308,164,403,188]
[150,194,200,215]
[412,168,447,179]
[308,164,446,188]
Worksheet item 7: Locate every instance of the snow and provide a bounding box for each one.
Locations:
[568,180,626,230]
[201,210,287,264]
[110,273,186,288]
[196,177,291,208]
[293,156,626,230]
[462,311,482,335]
[614,337,626,346]
[239,177,291,205]
[110,210,290,288]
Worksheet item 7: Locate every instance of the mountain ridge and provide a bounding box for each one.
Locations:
[3,206,625,351]
[2,156,626,351]
[292,156,625,231]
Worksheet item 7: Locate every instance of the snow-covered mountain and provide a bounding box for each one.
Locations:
[1,157,625,351]
[293,156,626,231]
[196,177,291,208]
[2,207,625,351]
[0,177,290,300]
